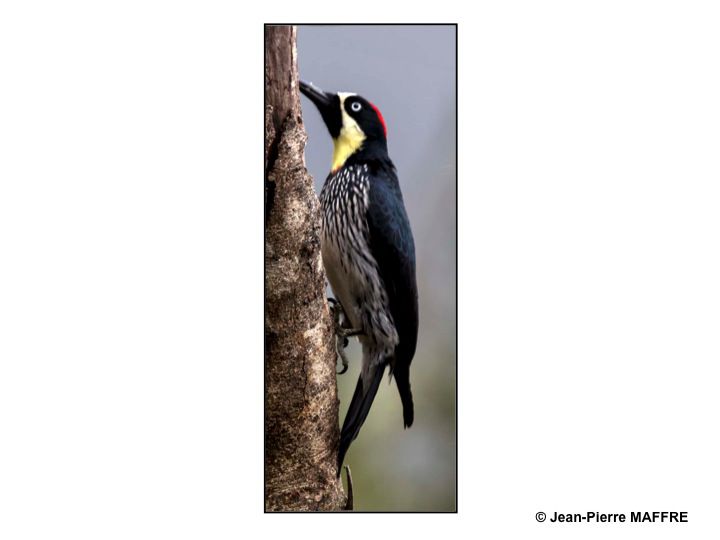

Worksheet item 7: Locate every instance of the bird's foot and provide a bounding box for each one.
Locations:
[336,345,350,375]
[328,298,363,374]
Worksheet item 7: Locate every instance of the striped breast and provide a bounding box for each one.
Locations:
[319,164,399,356]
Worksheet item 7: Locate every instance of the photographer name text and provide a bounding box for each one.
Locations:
[545,511,687,523]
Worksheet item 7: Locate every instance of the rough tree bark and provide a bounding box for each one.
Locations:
[264,25,347,512]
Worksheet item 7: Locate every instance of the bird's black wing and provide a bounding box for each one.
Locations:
[366,161,418,427]
[336,161,418,474]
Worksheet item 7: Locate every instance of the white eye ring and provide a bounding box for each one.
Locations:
[350,101,362,112]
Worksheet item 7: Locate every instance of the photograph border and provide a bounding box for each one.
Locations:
[264,22,458,513]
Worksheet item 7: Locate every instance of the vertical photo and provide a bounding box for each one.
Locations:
[265,24,456,512]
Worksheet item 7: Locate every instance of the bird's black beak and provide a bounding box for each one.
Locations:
[300,81,332,109]
[299,81,341,138]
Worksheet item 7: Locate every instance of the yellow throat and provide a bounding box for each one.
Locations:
[331,93,366,171]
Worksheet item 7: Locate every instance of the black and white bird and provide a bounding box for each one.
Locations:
[299,81,419,475]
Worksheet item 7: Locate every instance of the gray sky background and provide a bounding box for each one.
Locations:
[297,25,456,511]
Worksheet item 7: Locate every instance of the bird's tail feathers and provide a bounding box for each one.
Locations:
[337,364,385,476]
[393,362,414,428]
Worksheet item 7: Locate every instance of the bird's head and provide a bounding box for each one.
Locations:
[300,81,387,172]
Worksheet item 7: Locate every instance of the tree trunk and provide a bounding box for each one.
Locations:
[264,25,346,512]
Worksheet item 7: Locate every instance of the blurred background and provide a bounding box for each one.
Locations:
[297,25,456,512]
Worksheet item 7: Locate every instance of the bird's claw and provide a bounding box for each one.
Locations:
[336,349,349,375]
[328,298,362,375]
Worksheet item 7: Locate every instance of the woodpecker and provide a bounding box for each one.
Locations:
[299,81,418,475]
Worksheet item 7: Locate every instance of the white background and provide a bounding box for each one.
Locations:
[1,1,719,538]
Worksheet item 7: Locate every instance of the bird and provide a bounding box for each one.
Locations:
[299,81,419,475]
